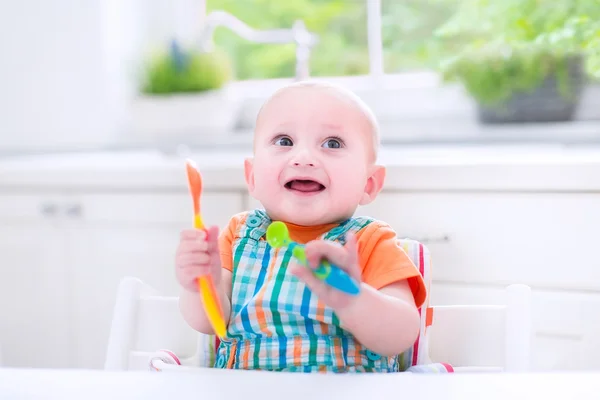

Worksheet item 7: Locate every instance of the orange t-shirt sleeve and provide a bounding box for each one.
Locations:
[357,222,427,308]
[218,212,247,272]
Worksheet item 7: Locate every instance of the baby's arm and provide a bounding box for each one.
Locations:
[336,280,420,357]
[179,269,233,335]
[294,222,426,357]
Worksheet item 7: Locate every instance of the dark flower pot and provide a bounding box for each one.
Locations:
[477,56,585,124]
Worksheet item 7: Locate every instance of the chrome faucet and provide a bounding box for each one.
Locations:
[198,10,319,81]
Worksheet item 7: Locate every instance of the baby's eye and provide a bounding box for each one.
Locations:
[274,136,293,146]
[322,138,343,149]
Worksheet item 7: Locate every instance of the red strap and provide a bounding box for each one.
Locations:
[426,307,434,327]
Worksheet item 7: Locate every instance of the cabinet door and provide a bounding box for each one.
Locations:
[0,195,71,368]
[67,192,244,369]
[430,284,600,371]
[358,192,600,290]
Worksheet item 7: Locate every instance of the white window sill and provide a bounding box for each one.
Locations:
[228,72,600,133]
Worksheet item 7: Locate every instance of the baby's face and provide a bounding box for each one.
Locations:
[245,86,384,226]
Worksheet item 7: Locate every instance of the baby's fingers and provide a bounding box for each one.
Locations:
[304,233,360,281]
[304,240,346,269]
[205,225,220,252]
[178,239,209,253]
[180,228,207,240]
[176,252,211,268]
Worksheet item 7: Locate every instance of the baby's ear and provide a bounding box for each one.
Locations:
[244,157,256,194]
[359,165,386,206]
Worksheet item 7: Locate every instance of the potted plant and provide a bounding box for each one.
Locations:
[433,1,600,124]
[131,40,236,137]
[441,43,586,123]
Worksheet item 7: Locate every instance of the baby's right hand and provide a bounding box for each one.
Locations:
[175,226,221,293]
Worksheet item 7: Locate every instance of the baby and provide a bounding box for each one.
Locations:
[175,81,426,373]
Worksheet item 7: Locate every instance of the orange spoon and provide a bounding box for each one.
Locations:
[185,159,226,338]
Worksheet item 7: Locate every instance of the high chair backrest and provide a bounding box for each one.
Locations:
[396,238,433,369]
[104,277,213,371]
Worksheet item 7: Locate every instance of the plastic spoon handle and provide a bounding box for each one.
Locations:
[193,218,226,338]
[198,276,226,337]
[185,160,226,338]
[317,260,361,296]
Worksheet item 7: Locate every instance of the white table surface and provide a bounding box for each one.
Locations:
[1,368,600,400]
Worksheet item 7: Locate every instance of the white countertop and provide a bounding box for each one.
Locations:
[1,368,599,400]
[1,144,600,191]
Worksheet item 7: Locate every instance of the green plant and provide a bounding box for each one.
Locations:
[141,41,232,95]
[441,43,580,105]
[432,0,600,105]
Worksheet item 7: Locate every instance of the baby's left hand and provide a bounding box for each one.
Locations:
[290,232,361,310]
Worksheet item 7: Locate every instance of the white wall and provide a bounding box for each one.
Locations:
[0,1,119,149]
[0,0,209,152]
[142,0,206,48]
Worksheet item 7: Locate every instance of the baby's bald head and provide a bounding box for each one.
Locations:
[254,81,380,162]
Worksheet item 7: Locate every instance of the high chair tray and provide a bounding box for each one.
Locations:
[0,367,598,400]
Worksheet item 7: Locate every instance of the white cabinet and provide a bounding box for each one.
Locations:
[67,192,243,369]
[0,194,71,368]
[358,192,600,289]
[0,191,244,369]
[430,284,600,371]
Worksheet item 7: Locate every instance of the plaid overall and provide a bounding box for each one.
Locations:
[214,209,406,373]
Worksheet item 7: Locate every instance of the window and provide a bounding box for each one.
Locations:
[205,0,463,80]
[199,0,600,142]
[206,0,370,79]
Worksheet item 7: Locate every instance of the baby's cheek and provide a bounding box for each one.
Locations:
[332,181,358,201]
[333,175,367,204]
[253,165,278,186]
[255,176,284,203]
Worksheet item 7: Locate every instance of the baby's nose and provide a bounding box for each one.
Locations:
[291,150,317,167]
[293,161,315,167]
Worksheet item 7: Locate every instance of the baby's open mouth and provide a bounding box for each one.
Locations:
[284,179,326,193]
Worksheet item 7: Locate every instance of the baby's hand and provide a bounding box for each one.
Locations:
[290,232,361,310]
[175,226,221,293]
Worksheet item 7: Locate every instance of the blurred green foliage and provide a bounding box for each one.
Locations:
[436,0,600,103]
[441,45,582,105]
[141,45,232,95]
[206,0,462,79]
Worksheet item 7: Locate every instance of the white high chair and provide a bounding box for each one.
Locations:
[105,278,532,372]
[104,277,213,371]
[425,284,532,372]
[104,238,436,372]
[104,235,533,373]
